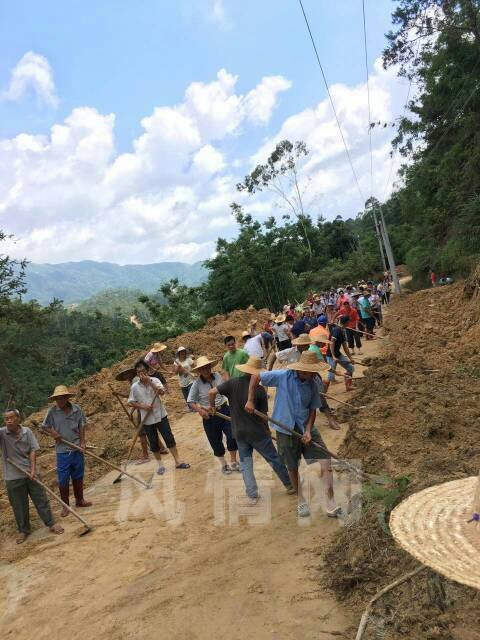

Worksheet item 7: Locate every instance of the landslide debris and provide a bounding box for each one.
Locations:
[322,280,480,640]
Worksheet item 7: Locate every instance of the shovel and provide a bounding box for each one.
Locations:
[7,458,92,536]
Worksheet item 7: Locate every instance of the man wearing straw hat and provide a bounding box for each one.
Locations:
[272,314,292,351]
[187,356,240,475]
[144,342,171,391]
[245,351,340,518]
[207,356,293,505]
[1,408,64,544]
[42,385,92,516]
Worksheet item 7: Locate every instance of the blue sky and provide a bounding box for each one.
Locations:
[0,0,408,264]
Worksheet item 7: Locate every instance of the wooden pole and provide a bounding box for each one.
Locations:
[320,393,366,410]
[113,386,162,483]
[32,422,152,490]
[6,458,92,535]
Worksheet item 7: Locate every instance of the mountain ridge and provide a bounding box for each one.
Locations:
[24,260,208,305]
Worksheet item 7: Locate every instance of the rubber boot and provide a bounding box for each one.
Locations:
[72,479,92,508]
[344,374,353,392]
[59,485,70,517]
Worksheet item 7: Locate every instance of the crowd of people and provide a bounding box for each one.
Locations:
[1,277,391,543]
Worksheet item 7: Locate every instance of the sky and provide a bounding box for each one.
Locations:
[0,0,411,265]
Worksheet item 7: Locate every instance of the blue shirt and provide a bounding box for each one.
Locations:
[259,369,321,435]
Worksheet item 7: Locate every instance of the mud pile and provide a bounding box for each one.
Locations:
[0,307,270,541]
[323,281,480,639]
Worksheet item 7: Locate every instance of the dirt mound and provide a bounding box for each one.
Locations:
[0,307,270,543]
[323,282,480,639]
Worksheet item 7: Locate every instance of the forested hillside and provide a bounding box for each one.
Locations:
[1,0,480,414]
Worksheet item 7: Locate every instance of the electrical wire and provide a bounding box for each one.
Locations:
[297,0,365,205]
[361,0,374,198]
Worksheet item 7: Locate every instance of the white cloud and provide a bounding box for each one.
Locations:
[2,51,58,108]
[0,59,412,267]
[210,0,231,30]
[0,69,290,264]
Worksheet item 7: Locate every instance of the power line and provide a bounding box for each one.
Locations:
[361,0,374,198]
[297,0,365,205]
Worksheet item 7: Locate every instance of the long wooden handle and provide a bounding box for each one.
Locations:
[320,392,364,410]
[33,422,150,489]
[6,458,91,530]
[115,386,163,479]
[109,384,138,428]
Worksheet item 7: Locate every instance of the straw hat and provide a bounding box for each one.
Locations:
[286,351,328,373]
[242,330,251,339]
[235,356,265,376]
[275,313,286,323]
[115,367,137,382]
[176,346,187,353]
[292,333,312,346]
[270,313,276,321]
[390,474,480,590]
[150,342,167,353]
[49,385,75,400]
[191,355,218,372]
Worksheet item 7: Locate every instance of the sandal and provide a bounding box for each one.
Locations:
[297,502,311,518]
[175,462,191,469]
[135,458,149,465]
[16,532,29,544]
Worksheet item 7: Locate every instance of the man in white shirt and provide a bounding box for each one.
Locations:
[128,360,190,474]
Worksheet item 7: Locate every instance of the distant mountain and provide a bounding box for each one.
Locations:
[24,260,208,305]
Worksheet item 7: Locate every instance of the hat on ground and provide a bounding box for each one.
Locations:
[235,356,266,376]
[49,385,75,400]
[191,355,218,372]
[115,367,137,382]
[242,330,251,339]
[275,314,286,323]
[286,351,329,373]
[151,342,167,353]
[292,333,312,346]
[176,346,187,353]
[390,473,480,591]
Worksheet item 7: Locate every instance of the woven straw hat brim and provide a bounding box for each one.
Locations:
[115,368,137,382]
[191,358,218,372]
[49,389,75,399]
[390,476,480,590]
[286,360,329,373]
[292,336,312,346]
[235,363,266,375]
[151,344,167,353]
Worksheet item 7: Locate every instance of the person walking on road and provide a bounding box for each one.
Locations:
[1,409,64,544]
[188,356,240,475]
[245,351,340,518]
[208,356,293,505]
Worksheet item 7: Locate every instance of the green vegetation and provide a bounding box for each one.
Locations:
[75,288,158,320]
[2,0,480,413]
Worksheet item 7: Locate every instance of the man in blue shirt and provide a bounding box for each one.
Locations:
[245,351,340,518]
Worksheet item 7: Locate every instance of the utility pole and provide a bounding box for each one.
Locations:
[372,209,387,273]
[378,207,402,295]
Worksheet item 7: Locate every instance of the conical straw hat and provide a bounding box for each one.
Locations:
[49,385,75,400]
[150,342,167,353]
[286,350,329,373]
[115,367,137,382]
[390,473,480,590]
[292,333,312,346]
[235,356,265,376]
[191,355,218,372]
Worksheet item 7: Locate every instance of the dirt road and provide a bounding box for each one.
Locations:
[0,337,382,640]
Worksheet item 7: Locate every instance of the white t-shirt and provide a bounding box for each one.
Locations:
[128,377,167,425]
[244,334,264,358]
[273,323,290,342]
[275,347,300,366]
[175,357,194,387]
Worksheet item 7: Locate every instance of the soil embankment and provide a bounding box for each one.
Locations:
[324,280,480,639]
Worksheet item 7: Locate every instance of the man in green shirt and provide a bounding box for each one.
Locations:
[221,336,249,379]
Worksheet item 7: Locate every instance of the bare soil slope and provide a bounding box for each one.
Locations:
[324,279,480,639]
